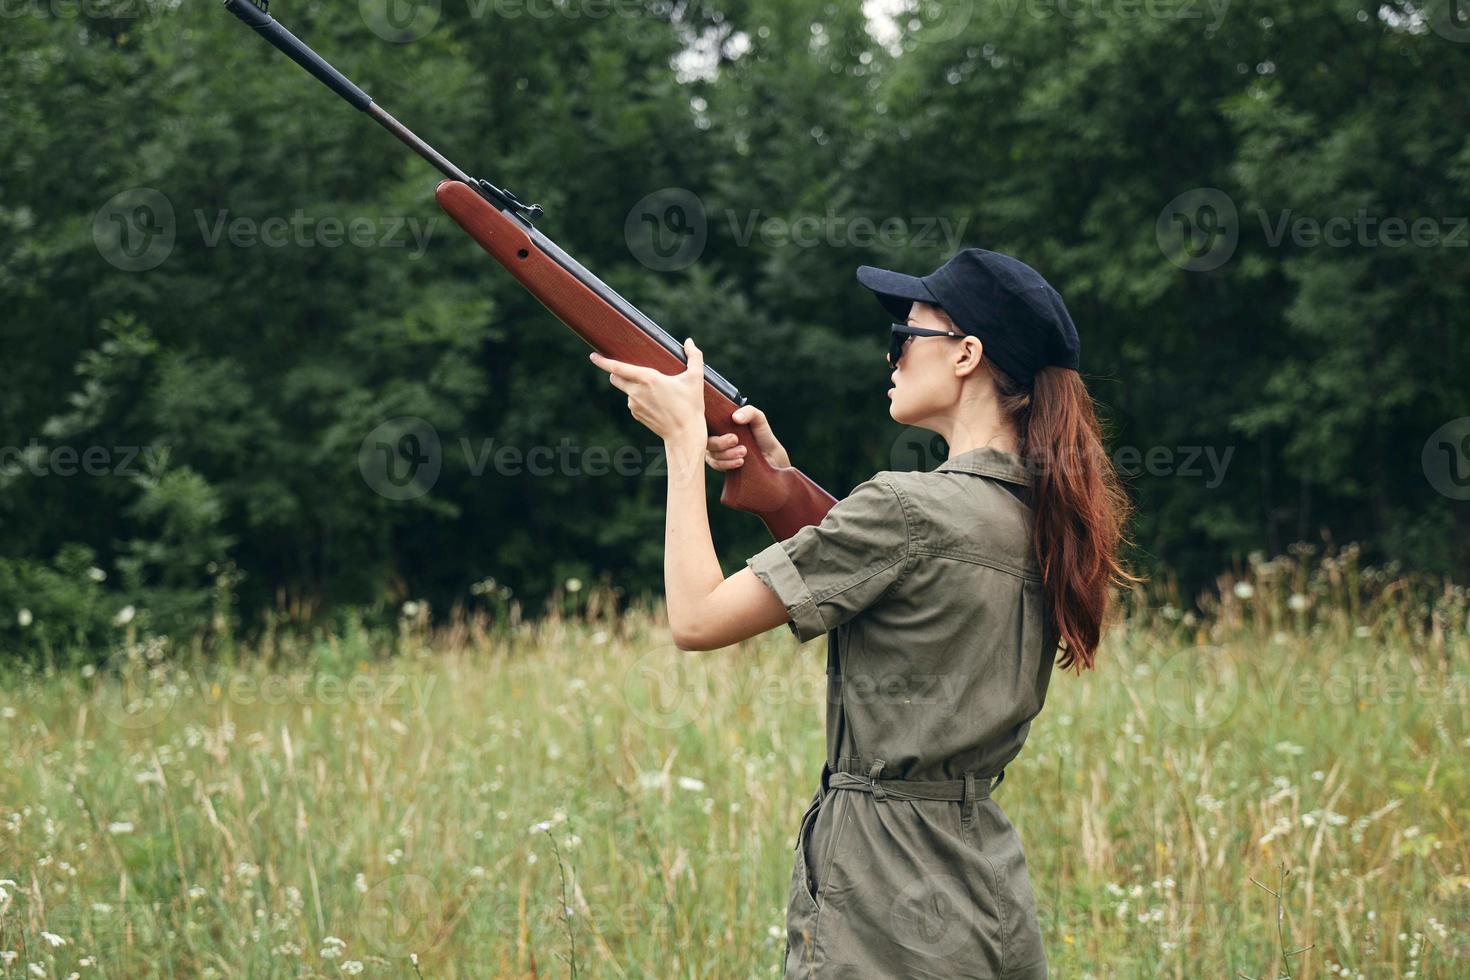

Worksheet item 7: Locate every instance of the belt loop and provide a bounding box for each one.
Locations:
[961,771,976,829]
[867,759,888,801]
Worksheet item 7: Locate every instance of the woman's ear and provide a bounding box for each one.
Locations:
[954,336,985,378]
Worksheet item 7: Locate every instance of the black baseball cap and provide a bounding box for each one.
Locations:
[856,248,1080,386]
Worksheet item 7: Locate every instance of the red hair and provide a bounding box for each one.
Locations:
[938,310,1139,671]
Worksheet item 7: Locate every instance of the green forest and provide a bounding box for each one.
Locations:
[3,0,1468,653]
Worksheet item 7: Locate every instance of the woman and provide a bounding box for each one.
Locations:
[589,247,1133,978]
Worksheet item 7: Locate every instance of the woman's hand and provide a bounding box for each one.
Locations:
[589,338,708,451]
[706,405,791,471]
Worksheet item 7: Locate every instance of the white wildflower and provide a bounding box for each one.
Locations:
[17,609,32,628]
[87,567,106,583]
[1232,581,1254,600]
[637,770,669,791]
[677,776,706,792]
[107,821,134,835]
[566,577,583,593]
[114,605,136,626]
[41,931,66,947]
[1287,593,1309,612]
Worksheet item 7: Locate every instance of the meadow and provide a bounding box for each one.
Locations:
[2,545,1467,978]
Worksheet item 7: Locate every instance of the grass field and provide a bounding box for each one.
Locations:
[2,546,1468,978]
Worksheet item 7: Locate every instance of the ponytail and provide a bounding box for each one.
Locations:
[992,362,1138,671]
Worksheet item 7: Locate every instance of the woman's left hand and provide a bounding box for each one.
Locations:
[589,337,708,449]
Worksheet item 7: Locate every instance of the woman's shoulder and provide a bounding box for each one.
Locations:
[868,467,1038,577]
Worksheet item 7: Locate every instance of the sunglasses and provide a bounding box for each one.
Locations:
[889,323,966,367]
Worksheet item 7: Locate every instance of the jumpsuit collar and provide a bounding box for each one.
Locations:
[935,446,1034,487]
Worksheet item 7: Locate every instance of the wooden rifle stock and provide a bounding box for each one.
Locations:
[435,180,838,540]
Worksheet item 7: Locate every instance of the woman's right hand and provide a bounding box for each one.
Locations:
[706,405,791,472]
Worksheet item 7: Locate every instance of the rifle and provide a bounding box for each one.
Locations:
[222,0,838,541]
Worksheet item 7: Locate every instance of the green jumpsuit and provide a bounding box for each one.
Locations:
[746,446,1055,979]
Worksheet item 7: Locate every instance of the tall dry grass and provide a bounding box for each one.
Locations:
[1,545,1466,977]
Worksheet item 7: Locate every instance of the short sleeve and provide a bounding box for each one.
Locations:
[745,477,912,643]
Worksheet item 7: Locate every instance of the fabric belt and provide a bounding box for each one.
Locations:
[820,758,1005,813]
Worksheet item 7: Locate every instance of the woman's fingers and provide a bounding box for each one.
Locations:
[704,430,747,471]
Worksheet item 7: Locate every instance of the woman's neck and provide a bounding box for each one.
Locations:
[930,401,1020,457]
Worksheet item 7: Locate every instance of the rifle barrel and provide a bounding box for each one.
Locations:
[222,0,748,406]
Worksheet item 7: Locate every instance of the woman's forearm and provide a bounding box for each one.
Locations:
[662,433,722,641]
